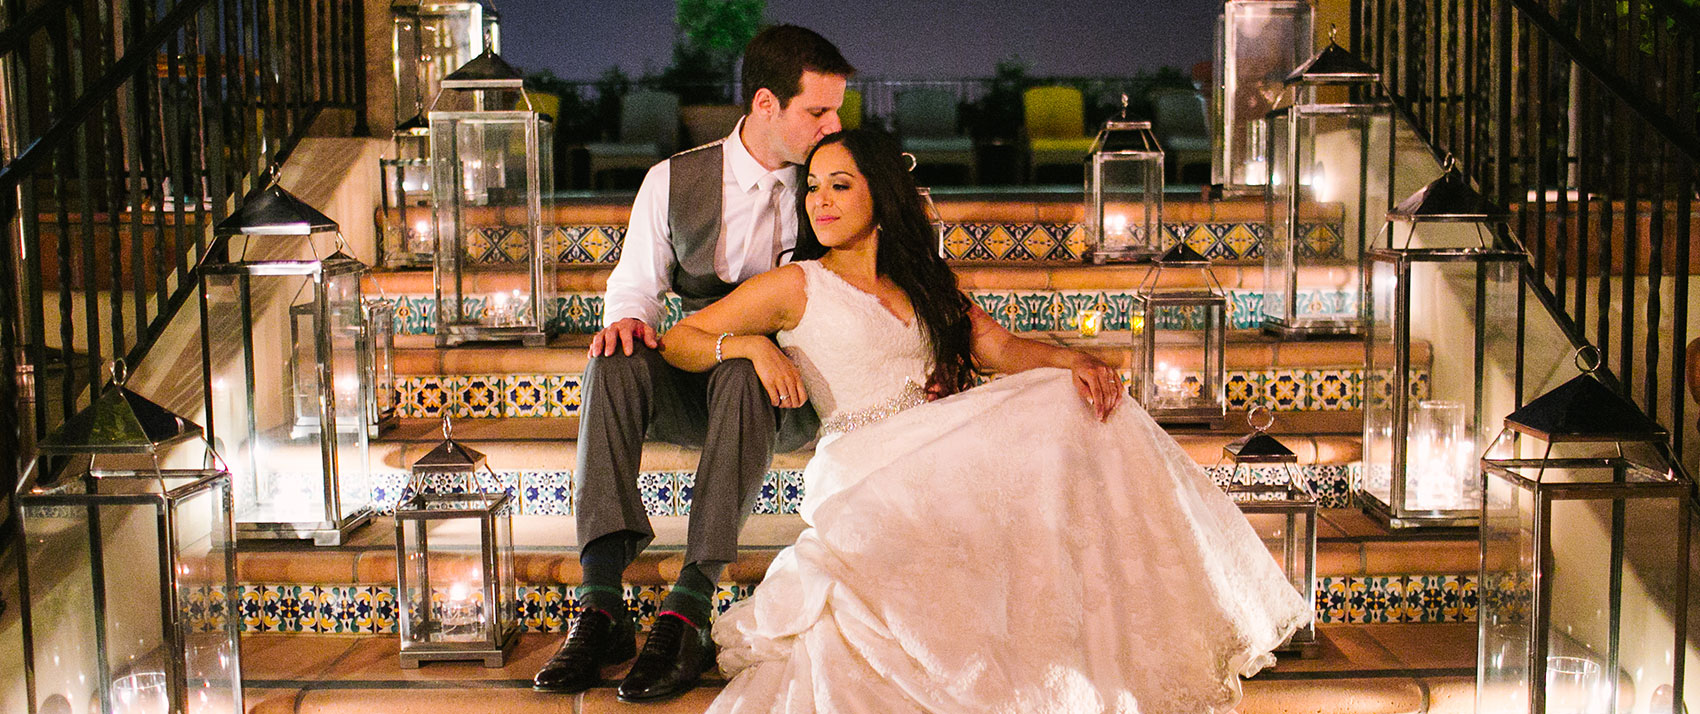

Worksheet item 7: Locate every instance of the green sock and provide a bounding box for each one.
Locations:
[659,561,723,627]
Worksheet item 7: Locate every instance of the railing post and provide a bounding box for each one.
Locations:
[0,187,20,497]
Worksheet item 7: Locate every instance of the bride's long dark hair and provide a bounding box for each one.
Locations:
[791,129,981,395]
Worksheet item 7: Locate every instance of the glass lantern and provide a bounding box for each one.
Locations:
[1262,32,1393,337]
[15,364,242,714]
[429,49,555,347]
[380,114,435,268]
[1360,164,1525,528]
[366,298,399,437]
[395,416,517,667]
[1219,407,1318,655]
[1212,0,1314,192]
[201,184,375,545]
[1478,356,1689,714]
[392,0,500,133]
[1130,242,1227,426]
[1085,96,1164,264]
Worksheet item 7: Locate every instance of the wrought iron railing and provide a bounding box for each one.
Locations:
[1356,0,1698,467]
[0,0,367,497]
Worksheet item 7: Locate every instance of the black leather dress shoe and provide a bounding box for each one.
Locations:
[616,614,716,703]
[532,608,637,693]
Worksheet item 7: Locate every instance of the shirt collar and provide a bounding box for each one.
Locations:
[725,117,794,192]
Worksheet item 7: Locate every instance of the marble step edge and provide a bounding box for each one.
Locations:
[391,331,1407,374]
[368,262,1361,294]
[365,427,1365,471]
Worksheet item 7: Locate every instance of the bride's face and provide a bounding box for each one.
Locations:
[805,143,877,249]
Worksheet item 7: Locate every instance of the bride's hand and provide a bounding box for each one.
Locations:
[1069,352,1123,422]
[725,335,807,408]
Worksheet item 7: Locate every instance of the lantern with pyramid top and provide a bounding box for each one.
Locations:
[1130,241,1228,426]
[1220,406,1318,655]
[14,361,242,714]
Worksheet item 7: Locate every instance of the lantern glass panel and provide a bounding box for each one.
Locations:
[393,1,497,129]
[204,264,373,538]
[366,300,398,435]
[1361,249,1521,526]
[20,467,239,714]
[1087,151,1163,261]
[1130,292,1227,424]
[1232,492,1317,649]
[396,493,518,665]
[430,109,554,345]
[1264,104,1391,334]
[1480,439,1685,714]
[1212,0,1313,190]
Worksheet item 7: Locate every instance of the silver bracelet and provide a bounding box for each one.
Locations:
[715,332,733,363]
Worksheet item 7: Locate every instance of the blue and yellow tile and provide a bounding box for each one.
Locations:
[638,472,675,517]
[521,470,573,515]
[549,375,583,416]
[520,585,569,632]
[504,374,551,417]
[455,375,502,418]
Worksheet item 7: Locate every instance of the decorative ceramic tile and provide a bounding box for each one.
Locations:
[519,585,570,632]
[1224,372,1262,410]
[504,374,551,417]
[392,295,436,335]
[628,585,667,631]
[638,472,676,516]
[1264,371,1310,411]
[1309,370,1357,410]
[779,470,805,515]
[1355,576,1402,624]
[456,375,503,418]
[521,471,573,515]
[753,472,782,515]
[550,375,583,417]
[1298,222,1345,260]
[301,586,348,633]
[370,471,412,514]
[675,472,697,515]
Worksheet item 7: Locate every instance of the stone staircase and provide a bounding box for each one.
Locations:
[225,195,1481,712]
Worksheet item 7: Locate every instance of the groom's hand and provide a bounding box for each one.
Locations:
[591,318,662,357]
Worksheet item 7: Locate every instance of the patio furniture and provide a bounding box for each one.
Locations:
[1150,88,1211,183]
[1023,85,1095,183]
[895,88,975,184]
[585,90,678,188]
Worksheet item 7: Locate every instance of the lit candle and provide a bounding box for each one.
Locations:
[1104,213,1129,241]
[488,291,507,326]
[1075,309,1103,338]
[410,220,432,255]
[1244,160,1268,186]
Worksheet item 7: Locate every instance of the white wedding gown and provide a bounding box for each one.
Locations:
[707,261,1312,714]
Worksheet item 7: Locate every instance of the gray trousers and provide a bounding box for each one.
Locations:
[574,343,819,565]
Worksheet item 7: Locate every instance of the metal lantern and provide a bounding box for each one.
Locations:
[1212,0,1314,192]
[1262,32,1393,337]
[1219,407,1318,654]
[201,185,375,545]
[1478,355,1689,714]
[14,364,242,714]
[392,0,500,132]
[1085,96,1164,264]
[429,49,555,347]
[366,298,399,437]
[1130,242,1228,426]
[1360,164,1525,528]
[380,114,435,268]
[396,415,518,667]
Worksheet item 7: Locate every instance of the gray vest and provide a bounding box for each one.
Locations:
[666,141,796,313]
[667,141,737,314]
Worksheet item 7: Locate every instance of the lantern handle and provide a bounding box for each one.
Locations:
[902,152,918,172]
[109,358,128,387]
[1246,404,1275,432]
[1329,24,1338,43]
[1120,93,1130,119]
[1574,345,1602,374]
[442,412,454,441]
[1441,153,1459,173]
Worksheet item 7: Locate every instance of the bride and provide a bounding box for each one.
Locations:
[659,129,1311,713]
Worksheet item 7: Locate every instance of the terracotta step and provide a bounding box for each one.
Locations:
[237,623,1475,713]
[368,262,1362,295]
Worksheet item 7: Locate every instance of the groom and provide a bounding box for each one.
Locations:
[532,25,853,702]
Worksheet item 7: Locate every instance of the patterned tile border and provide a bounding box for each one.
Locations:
[392,367,1410,419]
[363,465,1354,517]
[381,219,1344,268]
[389,288,1358,337]
[213,572,1474,634]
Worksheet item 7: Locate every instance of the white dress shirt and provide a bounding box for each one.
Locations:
[603,119,800,328]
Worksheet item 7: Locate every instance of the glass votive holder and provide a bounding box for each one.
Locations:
[1545,655,1603,714]
[111,671,169,714]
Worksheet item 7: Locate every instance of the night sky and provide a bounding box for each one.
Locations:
[493,1,1223,81]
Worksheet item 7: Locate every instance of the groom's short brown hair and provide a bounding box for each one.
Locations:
[740,25,855,112]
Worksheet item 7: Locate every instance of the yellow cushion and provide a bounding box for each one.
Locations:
[1023,86,1085,140]
[520,90,559,120]
[838,88,862,130]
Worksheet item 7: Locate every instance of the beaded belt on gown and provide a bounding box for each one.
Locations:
[819,378,928,435]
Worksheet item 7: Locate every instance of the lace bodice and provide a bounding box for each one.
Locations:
[777,261,931,433]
